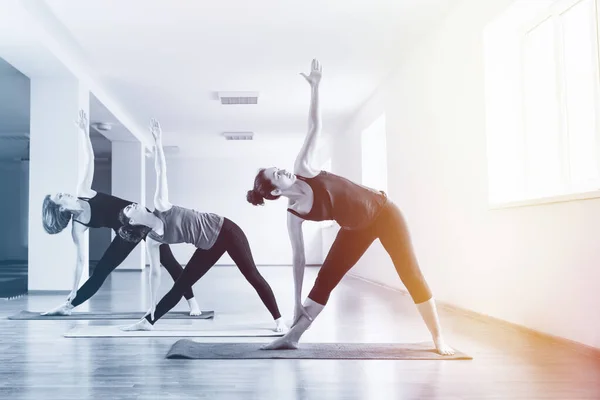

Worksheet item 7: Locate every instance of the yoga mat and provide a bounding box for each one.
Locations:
[166,340,473,360]
[8,310,214,320]
[64,325,284,338]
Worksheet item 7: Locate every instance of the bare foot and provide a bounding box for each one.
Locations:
[41,302,74,316]
[187,299,202,316]
[261,334,298,350]
[120,319,153,331]
[434,336,455,355]
[274,318,289,333]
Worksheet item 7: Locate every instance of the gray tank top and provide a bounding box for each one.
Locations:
[147,205,224,250]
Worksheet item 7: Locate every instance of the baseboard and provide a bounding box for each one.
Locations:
[112,269,146,272]
[347,273,600,359]
[131,264,322,268]
[27,290,70,295]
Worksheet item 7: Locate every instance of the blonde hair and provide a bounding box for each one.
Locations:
[42,195,73,234]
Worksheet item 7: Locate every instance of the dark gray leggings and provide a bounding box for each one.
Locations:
[71,239,192,307]
[308,200,433,305]
[146,218,282,324]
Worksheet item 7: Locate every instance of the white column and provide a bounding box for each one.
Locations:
[111,141,146,270]
[28,77,89,291]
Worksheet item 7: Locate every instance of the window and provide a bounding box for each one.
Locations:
[361,114,388,193]
[484,0,600,205]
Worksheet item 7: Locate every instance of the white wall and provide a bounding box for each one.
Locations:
[144,138,324,266]
[0,161,28,260]
[28,78,89,291]
[328,0,600,349]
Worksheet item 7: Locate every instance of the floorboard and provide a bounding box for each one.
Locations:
[0,266,598,399]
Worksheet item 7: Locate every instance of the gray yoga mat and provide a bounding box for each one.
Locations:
[64,325,284,338]
[166,340,472,360]
[8,310,214,320]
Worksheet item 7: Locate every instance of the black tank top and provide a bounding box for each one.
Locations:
[287,171,388,230]
[73,192,133,231]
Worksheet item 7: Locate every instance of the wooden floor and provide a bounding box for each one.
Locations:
[0,266,598,399]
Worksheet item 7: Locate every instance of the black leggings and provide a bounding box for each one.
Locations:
[71,237,193,307]
[146,218,281,324]
[308,200,432,306]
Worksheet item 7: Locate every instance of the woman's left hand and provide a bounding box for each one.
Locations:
[148,303,156,321]
[293,303,313,326]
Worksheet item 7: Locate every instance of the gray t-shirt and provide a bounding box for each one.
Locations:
[148,205,224,250]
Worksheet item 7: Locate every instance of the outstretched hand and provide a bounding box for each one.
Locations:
[74,109,89,134]
[149,118,162,142]
[293,303,313,327]
[66,289,77,303]
[300,59,322,86]
[148,304,156,322]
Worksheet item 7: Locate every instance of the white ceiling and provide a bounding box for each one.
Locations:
[44,0,459,141]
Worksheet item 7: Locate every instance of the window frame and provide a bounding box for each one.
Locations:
[488,0,600,209]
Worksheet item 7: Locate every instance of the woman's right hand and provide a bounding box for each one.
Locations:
[300,59,322,87]
[149,118,162,143]
[74,109,88,134]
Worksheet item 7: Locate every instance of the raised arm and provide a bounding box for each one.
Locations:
[294,59,323,177]
[75,110,96,198]
[149,119,172,212]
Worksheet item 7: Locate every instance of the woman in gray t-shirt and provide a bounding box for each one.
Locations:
[118,119,287,333]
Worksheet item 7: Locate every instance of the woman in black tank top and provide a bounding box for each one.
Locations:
[246,60,454,355]
[40,110,202,317]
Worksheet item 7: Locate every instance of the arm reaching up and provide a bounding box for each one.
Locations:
[75,110,96,198]
[294,59,323,178]
[149,119,173,212]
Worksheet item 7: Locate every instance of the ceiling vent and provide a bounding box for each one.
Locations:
[91,122,112,132]
[223,132,254,141]
[163,145,180,154]
[218,91,259,105]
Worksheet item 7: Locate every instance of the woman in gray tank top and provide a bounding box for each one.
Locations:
[246,60,454,355]
[118,119,287,333]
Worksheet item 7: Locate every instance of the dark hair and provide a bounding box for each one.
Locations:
[42,195,73,234]
[246,168,281,206]
[117,208,152,243]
